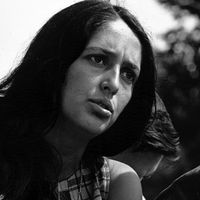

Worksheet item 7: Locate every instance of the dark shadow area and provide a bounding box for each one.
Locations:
[143,0,200,199]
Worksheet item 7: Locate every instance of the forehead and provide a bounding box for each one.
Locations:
[86,19,142,66]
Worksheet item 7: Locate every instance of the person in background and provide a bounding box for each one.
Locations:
[154,162,200,199]
[0,0,156,200]
[112,94,180,199]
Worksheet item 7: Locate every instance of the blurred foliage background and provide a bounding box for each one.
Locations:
[142,0,200,199]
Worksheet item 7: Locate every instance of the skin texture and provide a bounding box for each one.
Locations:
[108,159,142,200]
[60,19,141,138]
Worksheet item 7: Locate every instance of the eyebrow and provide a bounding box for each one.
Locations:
[84,46,140,72]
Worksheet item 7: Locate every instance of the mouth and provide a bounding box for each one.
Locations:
[89,98,114,115]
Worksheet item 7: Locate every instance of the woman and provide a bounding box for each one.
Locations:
[0,0,156,199]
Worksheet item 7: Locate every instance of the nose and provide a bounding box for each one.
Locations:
[100,67,119,97]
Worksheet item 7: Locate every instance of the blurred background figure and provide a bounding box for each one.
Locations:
[154,165,200,200]
[151,0,200,198]
[112,93,180,199]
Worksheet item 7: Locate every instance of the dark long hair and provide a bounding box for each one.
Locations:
[0,0,156,199]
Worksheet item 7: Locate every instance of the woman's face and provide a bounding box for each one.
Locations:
[61,19,141,137]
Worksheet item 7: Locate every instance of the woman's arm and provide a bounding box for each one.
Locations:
[107,159,142,200]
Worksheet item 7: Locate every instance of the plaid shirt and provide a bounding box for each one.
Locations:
[56,157,110,200]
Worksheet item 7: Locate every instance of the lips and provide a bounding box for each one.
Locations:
[89,98,114,114]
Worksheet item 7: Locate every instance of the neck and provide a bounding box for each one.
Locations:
[45,116,91,179]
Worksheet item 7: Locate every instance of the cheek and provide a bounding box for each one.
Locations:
[116,89,132,113]
[65,67,93,95]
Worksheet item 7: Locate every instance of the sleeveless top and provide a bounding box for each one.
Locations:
[56,157,110,200]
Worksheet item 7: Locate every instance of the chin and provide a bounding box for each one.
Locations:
[73,111,114,138]
[86,114,112,129]
[86,125,108,137]
[82,122,111,139]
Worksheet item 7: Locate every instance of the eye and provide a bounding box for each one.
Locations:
[90,55,104,65]
[87,54,108,66]
[121,67,137,84]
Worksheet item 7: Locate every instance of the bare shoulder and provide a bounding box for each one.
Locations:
[107,159,142,200]
[107,159,138,177]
